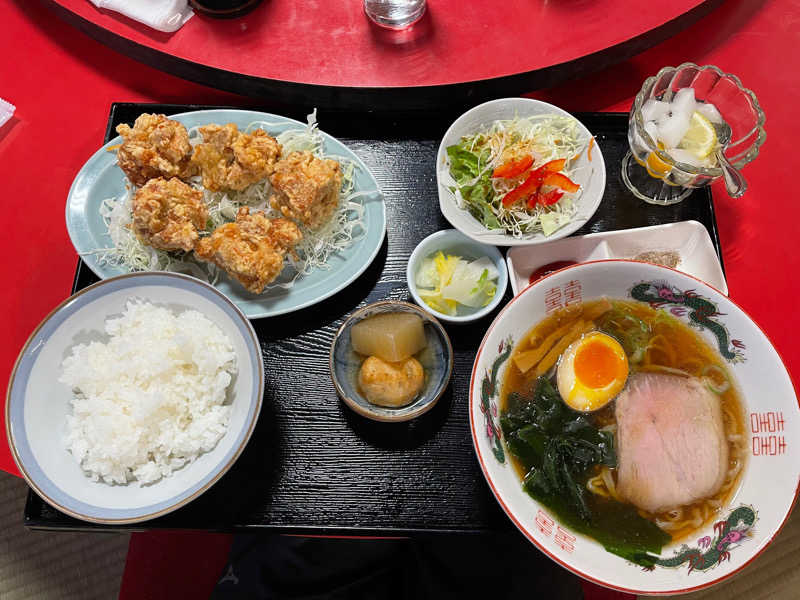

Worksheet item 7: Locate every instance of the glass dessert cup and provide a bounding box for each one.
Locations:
[623,63,766,205]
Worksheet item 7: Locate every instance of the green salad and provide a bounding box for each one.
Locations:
[443,115,592,238]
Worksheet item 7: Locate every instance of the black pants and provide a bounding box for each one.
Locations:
[211,533,582,600]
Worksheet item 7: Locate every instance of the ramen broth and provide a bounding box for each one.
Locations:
[501,298,746,551]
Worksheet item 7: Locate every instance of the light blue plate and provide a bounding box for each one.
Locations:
[65,110,387,320]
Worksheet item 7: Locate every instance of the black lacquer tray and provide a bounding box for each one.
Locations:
[25,103,722,533]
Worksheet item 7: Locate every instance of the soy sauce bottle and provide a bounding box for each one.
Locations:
[189,0,262,18]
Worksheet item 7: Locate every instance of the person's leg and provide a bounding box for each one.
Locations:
[211,532,583,600]
[211,536,413,600]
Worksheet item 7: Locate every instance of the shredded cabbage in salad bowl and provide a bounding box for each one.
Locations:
[436,98,606,247]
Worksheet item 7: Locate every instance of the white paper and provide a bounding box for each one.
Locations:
[89,0,193,33]
[0,98,14,129]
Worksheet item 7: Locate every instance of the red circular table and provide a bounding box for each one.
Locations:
[47,0,722,109]
[3,0,797,511]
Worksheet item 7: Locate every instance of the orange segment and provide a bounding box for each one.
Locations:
[645,150,672,179]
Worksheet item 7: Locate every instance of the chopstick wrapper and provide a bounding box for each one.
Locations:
[88,0,194,33]
[0,98,14,128]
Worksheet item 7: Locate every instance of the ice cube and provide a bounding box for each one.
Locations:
[671,88,697,120]
[667,148,703,168]
[696,101,724,124]
[644,121,659,145]
[656,111,691,148]
[641,99,671,123]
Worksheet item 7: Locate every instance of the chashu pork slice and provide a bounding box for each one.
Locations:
[615,372,728,514]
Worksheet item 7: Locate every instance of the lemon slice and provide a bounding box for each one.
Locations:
[679,111,717,159]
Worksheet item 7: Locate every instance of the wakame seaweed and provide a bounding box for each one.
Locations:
[500,377,670,565]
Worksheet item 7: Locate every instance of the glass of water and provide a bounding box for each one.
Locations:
[364,0,426,29]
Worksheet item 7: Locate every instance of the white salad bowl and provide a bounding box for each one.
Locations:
[437,98,606,246]
[407,229,508,323]
[470,260,799,594]
[6,272,264,524]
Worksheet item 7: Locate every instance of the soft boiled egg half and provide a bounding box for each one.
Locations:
[556,332,629,412]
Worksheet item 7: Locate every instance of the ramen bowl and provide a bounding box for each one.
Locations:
[470,260,798,594]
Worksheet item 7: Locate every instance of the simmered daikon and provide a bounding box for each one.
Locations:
[351,312,427,362]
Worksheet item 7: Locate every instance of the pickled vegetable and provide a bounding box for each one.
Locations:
[351,312,427,362]
[415,252,498,316]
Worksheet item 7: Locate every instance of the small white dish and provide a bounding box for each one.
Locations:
[6,272,264,524]
[407,229,508,323]
[436,98,606,246]
[329,301,453,422]
[507,220,728,296]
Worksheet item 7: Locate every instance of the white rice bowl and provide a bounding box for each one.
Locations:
[60,300,237,485]
[6,272,264,524]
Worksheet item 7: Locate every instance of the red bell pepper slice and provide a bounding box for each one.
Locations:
[501,159,569,207]
[502,172,539,207]
[492,155,533,179]
[541,189,564,206]
[526,188,564,209]
[540,158,566,174]
[542,171,580,193]
[525,192,541,209]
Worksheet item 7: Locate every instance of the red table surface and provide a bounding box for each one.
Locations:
[51,0,713,88]
[2,0,798,499]
[2,2,798,598]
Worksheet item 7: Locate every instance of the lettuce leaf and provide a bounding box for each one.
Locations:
[446,144,480,185]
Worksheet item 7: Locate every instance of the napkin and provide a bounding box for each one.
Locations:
[0,98,14,129]
[89,0,194,33]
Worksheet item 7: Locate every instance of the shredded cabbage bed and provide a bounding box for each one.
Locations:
[94,110,369,291]
[440,115,592,238]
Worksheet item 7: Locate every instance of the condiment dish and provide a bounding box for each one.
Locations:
[330,301,453,422]
[407,229,508,323]
[506,220,728,296]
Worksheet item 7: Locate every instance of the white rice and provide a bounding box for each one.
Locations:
[59,300,237,485]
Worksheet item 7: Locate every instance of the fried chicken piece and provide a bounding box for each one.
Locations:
[131,177,208,252]
[194,207,302,294]
[269,151,343,229]
[191,124,281,192]
[116,114,196,186]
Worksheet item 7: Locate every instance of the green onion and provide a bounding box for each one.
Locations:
[702,364,730,394]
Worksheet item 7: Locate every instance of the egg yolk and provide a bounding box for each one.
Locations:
[574,338,626,389]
